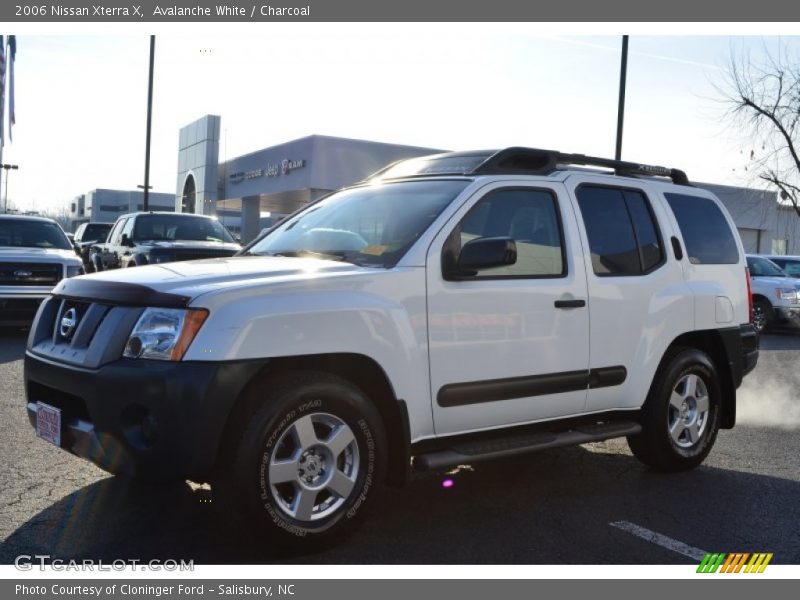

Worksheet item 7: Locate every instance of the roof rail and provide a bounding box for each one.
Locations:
[369,147,690,185]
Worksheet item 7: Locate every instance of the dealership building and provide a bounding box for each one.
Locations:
[175,115,442,241]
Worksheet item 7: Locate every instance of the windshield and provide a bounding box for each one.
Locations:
[0,219,72,250]
[247,180,470,266]
[133,215,235,243]
[747,256,788,278]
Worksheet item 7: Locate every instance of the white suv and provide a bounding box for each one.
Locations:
[24,148,758,551]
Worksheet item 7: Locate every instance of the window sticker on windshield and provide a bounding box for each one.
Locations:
[361,245,387,256]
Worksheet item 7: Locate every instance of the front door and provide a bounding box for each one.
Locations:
[426,182,591,436]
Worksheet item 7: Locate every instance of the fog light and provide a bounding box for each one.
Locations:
[121,404,159,450]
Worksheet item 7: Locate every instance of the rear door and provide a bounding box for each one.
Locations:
[426,181,591,435]
[565,176,693,414]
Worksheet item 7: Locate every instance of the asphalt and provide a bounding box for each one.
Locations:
[0,329,798,564]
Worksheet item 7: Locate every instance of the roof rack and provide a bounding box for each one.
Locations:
[368,147,690,186]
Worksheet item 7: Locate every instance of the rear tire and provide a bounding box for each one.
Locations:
[214,371,386,554]
[628,348,721,472]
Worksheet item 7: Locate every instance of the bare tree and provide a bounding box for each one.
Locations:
[721,43,800,216]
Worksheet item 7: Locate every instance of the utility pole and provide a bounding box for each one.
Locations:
[615,35,629,161]
[143,35,155,211]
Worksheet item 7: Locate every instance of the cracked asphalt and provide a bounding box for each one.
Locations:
[0,328,798,564]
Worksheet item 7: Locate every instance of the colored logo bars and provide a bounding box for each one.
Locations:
[697,552,773,573]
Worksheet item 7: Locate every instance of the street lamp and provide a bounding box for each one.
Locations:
[1,164,19,214]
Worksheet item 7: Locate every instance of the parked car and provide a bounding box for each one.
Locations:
[760,254,800,278]
[72,222,113,273]
[0,215,83,326]
[25,148,758,552]
[746,254,800,333]
[89,212,240,271]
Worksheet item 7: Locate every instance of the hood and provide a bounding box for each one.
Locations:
[52,256,372,306]
[751,275,800,288]
[0,247,81,263]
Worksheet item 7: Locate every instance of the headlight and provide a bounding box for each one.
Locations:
[149,254,174,264]
[66,265,84,278]
[775,288,797,302]
[123,308,208,361]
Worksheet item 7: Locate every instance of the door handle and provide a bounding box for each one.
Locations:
[554,299,586,309]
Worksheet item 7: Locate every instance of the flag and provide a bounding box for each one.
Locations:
[0,35,5,147]
[7,36,15,142]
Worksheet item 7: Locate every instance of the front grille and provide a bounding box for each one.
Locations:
[0,262,62,287]
[51,300,107,347]
[172,250,236,262]
[29,297,145,369]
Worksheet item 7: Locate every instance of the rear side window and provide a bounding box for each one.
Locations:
[664,193,739,264]
[576,186,664,276]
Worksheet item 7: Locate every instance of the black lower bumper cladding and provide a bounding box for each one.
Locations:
[25,352,268,481]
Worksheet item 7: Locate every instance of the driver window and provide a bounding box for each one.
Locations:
[108,219,126,245]
[455,188,565,278]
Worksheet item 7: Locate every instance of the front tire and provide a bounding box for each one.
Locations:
[215,371,386,553]
[752,298,773,334]
[628,348,721,472]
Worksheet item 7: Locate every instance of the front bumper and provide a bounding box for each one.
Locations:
[0,296,49,326]
[773,306,800,329]
[25,352,267,480]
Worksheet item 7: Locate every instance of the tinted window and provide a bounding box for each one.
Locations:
[664,193,739,264]
[456,188,564,278]
[0,219,72,250]
[576,186,664,276]
[624,190,663,271]
[133,215,235,243]
[770,258,800,278]
[82,223,112,242]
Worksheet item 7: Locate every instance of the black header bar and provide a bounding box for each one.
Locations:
[3,0,800,22]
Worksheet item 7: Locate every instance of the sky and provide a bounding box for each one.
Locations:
[1,30,798,214]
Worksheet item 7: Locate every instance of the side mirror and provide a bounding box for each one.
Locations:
[445,237,517,279]
[121,233,134,247]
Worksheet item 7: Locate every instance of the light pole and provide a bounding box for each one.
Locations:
[137,184,153,212]
[1,164,19,214]
[143,35,156,212]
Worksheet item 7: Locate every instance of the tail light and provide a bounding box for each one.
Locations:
[745,267,754,323]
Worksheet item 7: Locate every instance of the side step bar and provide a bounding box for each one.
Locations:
[413,421,641,471]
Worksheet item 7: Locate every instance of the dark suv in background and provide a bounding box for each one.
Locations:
[72,222,113,273]
[90,212,240,271]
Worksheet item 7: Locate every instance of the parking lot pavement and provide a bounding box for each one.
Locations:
[1,330,798,565]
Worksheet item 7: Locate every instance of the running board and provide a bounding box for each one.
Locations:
[413,421,642,471]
